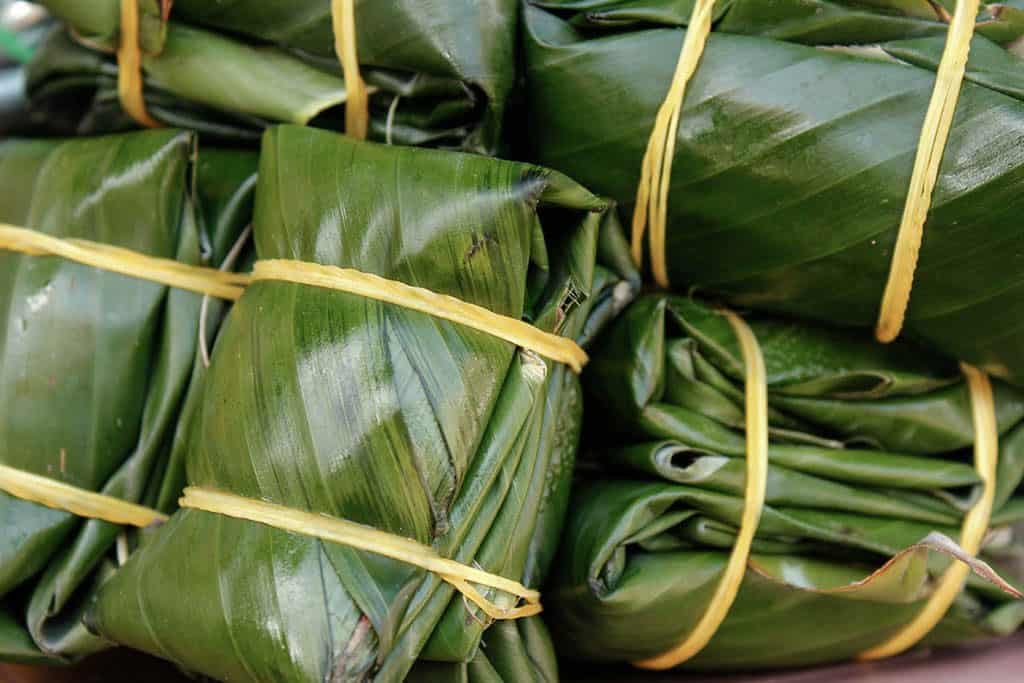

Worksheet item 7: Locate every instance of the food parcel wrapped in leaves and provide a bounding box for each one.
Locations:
[27,0,518,153]
[73,125,640,682]
[523,0,1024,384]
[0,129,257,663]
[548,294,1024,671]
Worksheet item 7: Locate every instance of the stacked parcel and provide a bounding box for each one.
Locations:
[548,295,1024,670]
[28,0,517,152]
[524,0,1024,384]
[0,129,256,662]
[81,125,639,682]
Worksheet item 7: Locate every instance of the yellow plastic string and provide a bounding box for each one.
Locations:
[332,0,369,139]
[630,0,716,288]
[117,0,161,128]
[875,0,979,343]
[0,224,249,300]
[251,259,588,372]
[180,487,541,620]
[0,468,541,619]
[859,361,998,660]
[0,224,586,370]
[0,464,167,527]
[633,309,768,670]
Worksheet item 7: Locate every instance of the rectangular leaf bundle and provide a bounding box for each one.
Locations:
[548,295,1024,670]
[524,0,1024,384]
[85,126,639,682]
[29,0,518,153]
[0,130,256,663]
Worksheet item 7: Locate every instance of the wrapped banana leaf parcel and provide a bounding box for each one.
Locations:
[56,125,641,682]
[548,294,1024,671]
[0,129,257,663]
[523,0,1024,384]
[26,0,518,153]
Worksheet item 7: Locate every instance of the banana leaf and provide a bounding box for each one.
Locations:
[532,1,1024,47]
[0,130,257,663]
[27,0,518,153]
[85,125,640,683]
[547,294,1024,670]
[523,0,1024,385]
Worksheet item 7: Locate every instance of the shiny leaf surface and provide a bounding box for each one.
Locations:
[0,130,257,662]
[548,295,1024,669]
[524,1,1024,383]
[89,126,640,682]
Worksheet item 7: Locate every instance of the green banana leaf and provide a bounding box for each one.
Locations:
[547,294,1024,670]
[0,130,257,663]
[523,0,1024,385]
[532,1,1024,47]
[86,125,640,683]
[28,0,518,153]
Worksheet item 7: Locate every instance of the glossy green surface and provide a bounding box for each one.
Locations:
[547,295,1024,670]
[524,0,1024,384]
[531,1,1024,46]
[89,126,639,682]
[31,0,518,153]
[0,131,257,662]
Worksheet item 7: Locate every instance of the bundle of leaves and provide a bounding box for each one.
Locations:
[0,129,256,662]
[548,295,1024,670]
[28,0,519,153]
[86,126,640,682]
[524,0,1024,384]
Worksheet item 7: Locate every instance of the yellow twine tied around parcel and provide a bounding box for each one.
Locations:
[875,0,979,343]
[859,361,998,660]
[0,224,587,371]
[634,309,768,670]
[180,487,542,620]
[117,0,161,128]
[251,259,588,372]
[0,224,250,300]
[332,0,369,140]
[0,464,168,528]
[630,0,715,288]
[0,468,540,620]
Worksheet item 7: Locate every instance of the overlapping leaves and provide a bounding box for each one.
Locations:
[0,130,256,662]
[88,126,639,683]
[547,295,1024,669]
[29,0,518,153]
[524,0,1024,384]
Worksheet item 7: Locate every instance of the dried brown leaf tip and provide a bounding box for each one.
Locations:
[918,531,1024,599]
